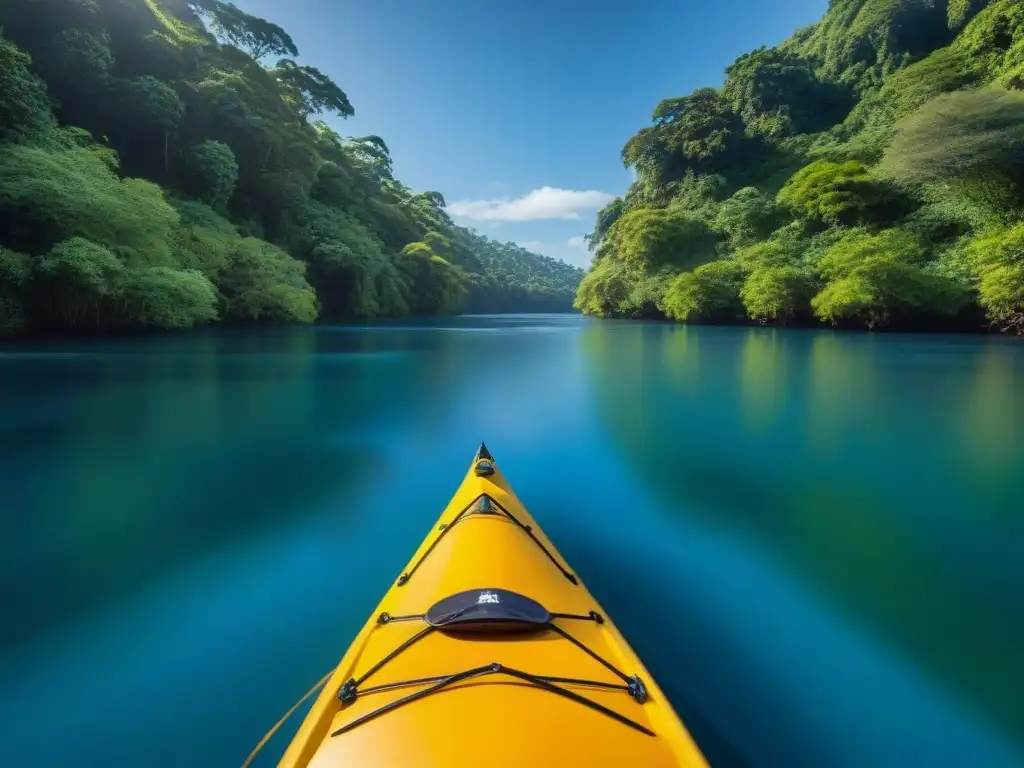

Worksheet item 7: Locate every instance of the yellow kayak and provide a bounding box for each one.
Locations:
[272,444,709,767]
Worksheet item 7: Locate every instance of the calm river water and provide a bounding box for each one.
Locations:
[0,314,1021,767]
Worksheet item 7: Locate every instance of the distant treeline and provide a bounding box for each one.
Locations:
[0,0,582,335]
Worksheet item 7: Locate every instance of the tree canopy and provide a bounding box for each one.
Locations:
[0,1,582,335]
[576,0,1024,334]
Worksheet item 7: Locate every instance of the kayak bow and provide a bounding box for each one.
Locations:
[274,444,709,767]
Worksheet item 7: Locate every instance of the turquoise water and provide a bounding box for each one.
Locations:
[0,314,1021,767]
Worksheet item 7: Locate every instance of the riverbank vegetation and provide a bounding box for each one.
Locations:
[576,0,1024,334]
[0,0,582,335]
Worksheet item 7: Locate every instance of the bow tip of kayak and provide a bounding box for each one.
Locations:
[475,441,494,462]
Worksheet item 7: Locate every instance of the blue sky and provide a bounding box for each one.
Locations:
[235,0,829,267]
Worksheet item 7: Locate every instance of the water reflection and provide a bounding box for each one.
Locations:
[0,314,606,768]
[962,344,1021,489]
[582,321,1024,755]
[1,317,1021,768]
[664,324,701,394]
[805,333,873,451]
[738,329,785,431]
[0,327,453,651]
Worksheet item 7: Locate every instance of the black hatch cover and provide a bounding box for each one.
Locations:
[425,588,550,633]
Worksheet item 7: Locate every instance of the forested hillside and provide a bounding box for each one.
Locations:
[576,0,1024,334]
[0,0,581,335]
[459,229,584,313]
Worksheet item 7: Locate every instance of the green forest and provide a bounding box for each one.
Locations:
[0,0,582,335]
[576,0,1024,334]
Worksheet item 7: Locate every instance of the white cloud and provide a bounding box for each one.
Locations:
[512,239,594,268]
[447,186,615,222]
[567,235,586,248]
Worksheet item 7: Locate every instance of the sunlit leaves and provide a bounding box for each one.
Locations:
[423,231,452,257]
[119,265,218,327]
[398,240,466,316]
[716,187,787,247]
[0,144,178,260]
[840,44,984,158]
[623,271,671,319]
[573,258,634,318]
[34,236,123,325]
[401,241,433,258]
[950,0,1024,86]
[408,191,452,232]
[660,259,746,323]
[976,263,1024,330]
[948,0,986,32]
[809,269,876,326]
[421,190,446,210]
[789,0,952,92]
[734,226,809,270]
[810,228,964,328]
[194,0,297,61]
[0,0,582,332]
[604,208,718,271]
[577,0,1024,334]
[816,228,925,280]
[881,88,1024,186]
[272,59,353,118]
[778,160,898,227]
[966,223,1024,331]
[343,135,393,182]
[665,171,729,224]
[740,266,811,323]
[170,197,241,277]
[811,257,961,329]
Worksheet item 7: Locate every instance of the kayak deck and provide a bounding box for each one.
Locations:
[279,446,708,767]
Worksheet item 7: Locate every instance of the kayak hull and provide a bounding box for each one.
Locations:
[278,447,708,767]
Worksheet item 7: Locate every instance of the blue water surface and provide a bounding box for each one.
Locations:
[0,315,1021,767]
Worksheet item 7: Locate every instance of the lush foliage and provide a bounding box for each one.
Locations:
[577,0,1024,333]
[459,230,586,313]
[0,0,581,335]
[966,223,1024,331]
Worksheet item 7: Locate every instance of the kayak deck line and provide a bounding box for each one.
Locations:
[330,662,656,738]
[272,444,711,767]
[350,670,627,696]
[396,492,577,587]
[331,586,652,738]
